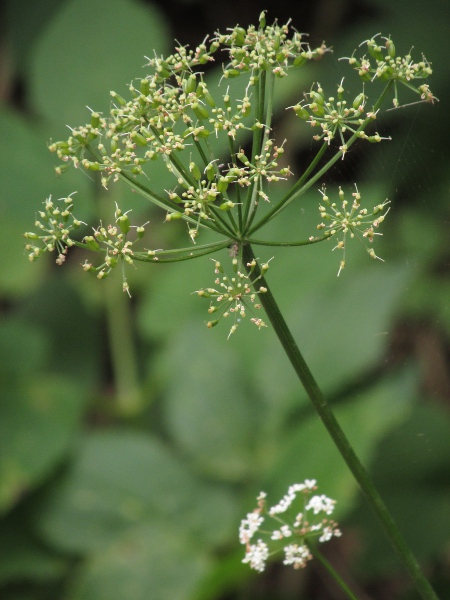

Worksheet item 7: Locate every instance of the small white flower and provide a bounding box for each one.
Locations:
[243,539,269,572]
[283,544,312,569]
[239,511,264,544]
[305,494,336,515]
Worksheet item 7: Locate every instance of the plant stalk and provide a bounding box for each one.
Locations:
[243,242,439,600]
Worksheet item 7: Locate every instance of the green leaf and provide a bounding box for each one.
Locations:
[352,402,450,577]
[0,375,86,514]
[265,369,416,519]
[35,430,238,553]
[67,522,211,600]
[29,0,169,133]
[162,324,259,481]
[255,262,412,413]
[0,107,93,297]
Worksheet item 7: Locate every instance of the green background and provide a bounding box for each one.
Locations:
[1,0,449,598]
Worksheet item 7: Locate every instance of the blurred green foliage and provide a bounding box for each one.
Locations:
[1,0,449,598]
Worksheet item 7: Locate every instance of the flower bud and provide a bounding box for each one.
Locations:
[234,27,247,47]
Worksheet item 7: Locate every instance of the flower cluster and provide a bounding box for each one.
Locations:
[343,34,435,107]
[196,257,269,338]
[315,185,390,275]
[217,11,330,79]
[292,81,390,158]
[24,194,82,265]
[45,14,328,241]
[239,480,341,572]
[24,195,151,296]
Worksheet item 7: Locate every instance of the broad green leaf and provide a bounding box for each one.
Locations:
[35,430,238,553]
[255,262,412,415]
[29,0,169,134]
[352,403,450,577]
[0,106,93,297]
[162,324,259,481]
[0,375,86,514]
[264,369,416,519]
[67,522,210,600]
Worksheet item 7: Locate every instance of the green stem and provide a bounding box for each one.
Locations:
[249,82,394,235]
[100,192,143,417]
[243,243,439,600]
[310,546,359,600]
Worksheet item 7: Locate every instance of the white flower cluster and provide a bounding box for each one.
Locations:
[239,480,341,572]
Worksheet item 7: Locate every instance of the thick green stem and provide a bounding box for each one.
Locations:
[243,243,439,600]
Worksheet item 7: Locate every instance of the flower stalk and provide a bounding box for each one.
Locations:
[243,242,439,600]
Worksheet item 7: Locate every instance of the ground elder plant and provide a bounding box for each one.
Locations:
[25,13,439,600]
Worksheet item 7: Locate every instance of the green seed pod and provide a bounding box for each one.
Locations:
[293,53,307,67]
[385,39,395,58]
[110,91,126,106]
[136,226,145,238]
[106,255,118,268]
[169,192,183,204]
[309,90,324,105]
[184,74,197,94]
[118,214,130,234]
[234,27,247,47]
[90,112,100,128]
[166,211,182,221]
[310,102,324,117]
[205,163,215,182]
[84,236,100,251]
[220,201,234,211]
[24,232,38,239]
[207,319,219,329]
[82,160,100,171]
[293,104,310,120]
[194,127,210,139]
[223,68,241,79]
[358,69,372,82]
[217,177,229,192]
[352,93,366,110]
[189,161,201,181]
[259,11,266,29]
[237,150,249,165]
[367,40,384,61]
[140,78,150,95]
[192,102,209,120]
[130,131,148,147]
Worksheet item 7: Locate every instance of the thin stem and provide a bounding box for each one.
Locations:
[243,242,439,600]
[310,546,360,600]
[100,191,143,417]
[249,82,394,235]
[133,239,231,263]
[247,233,330,247]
